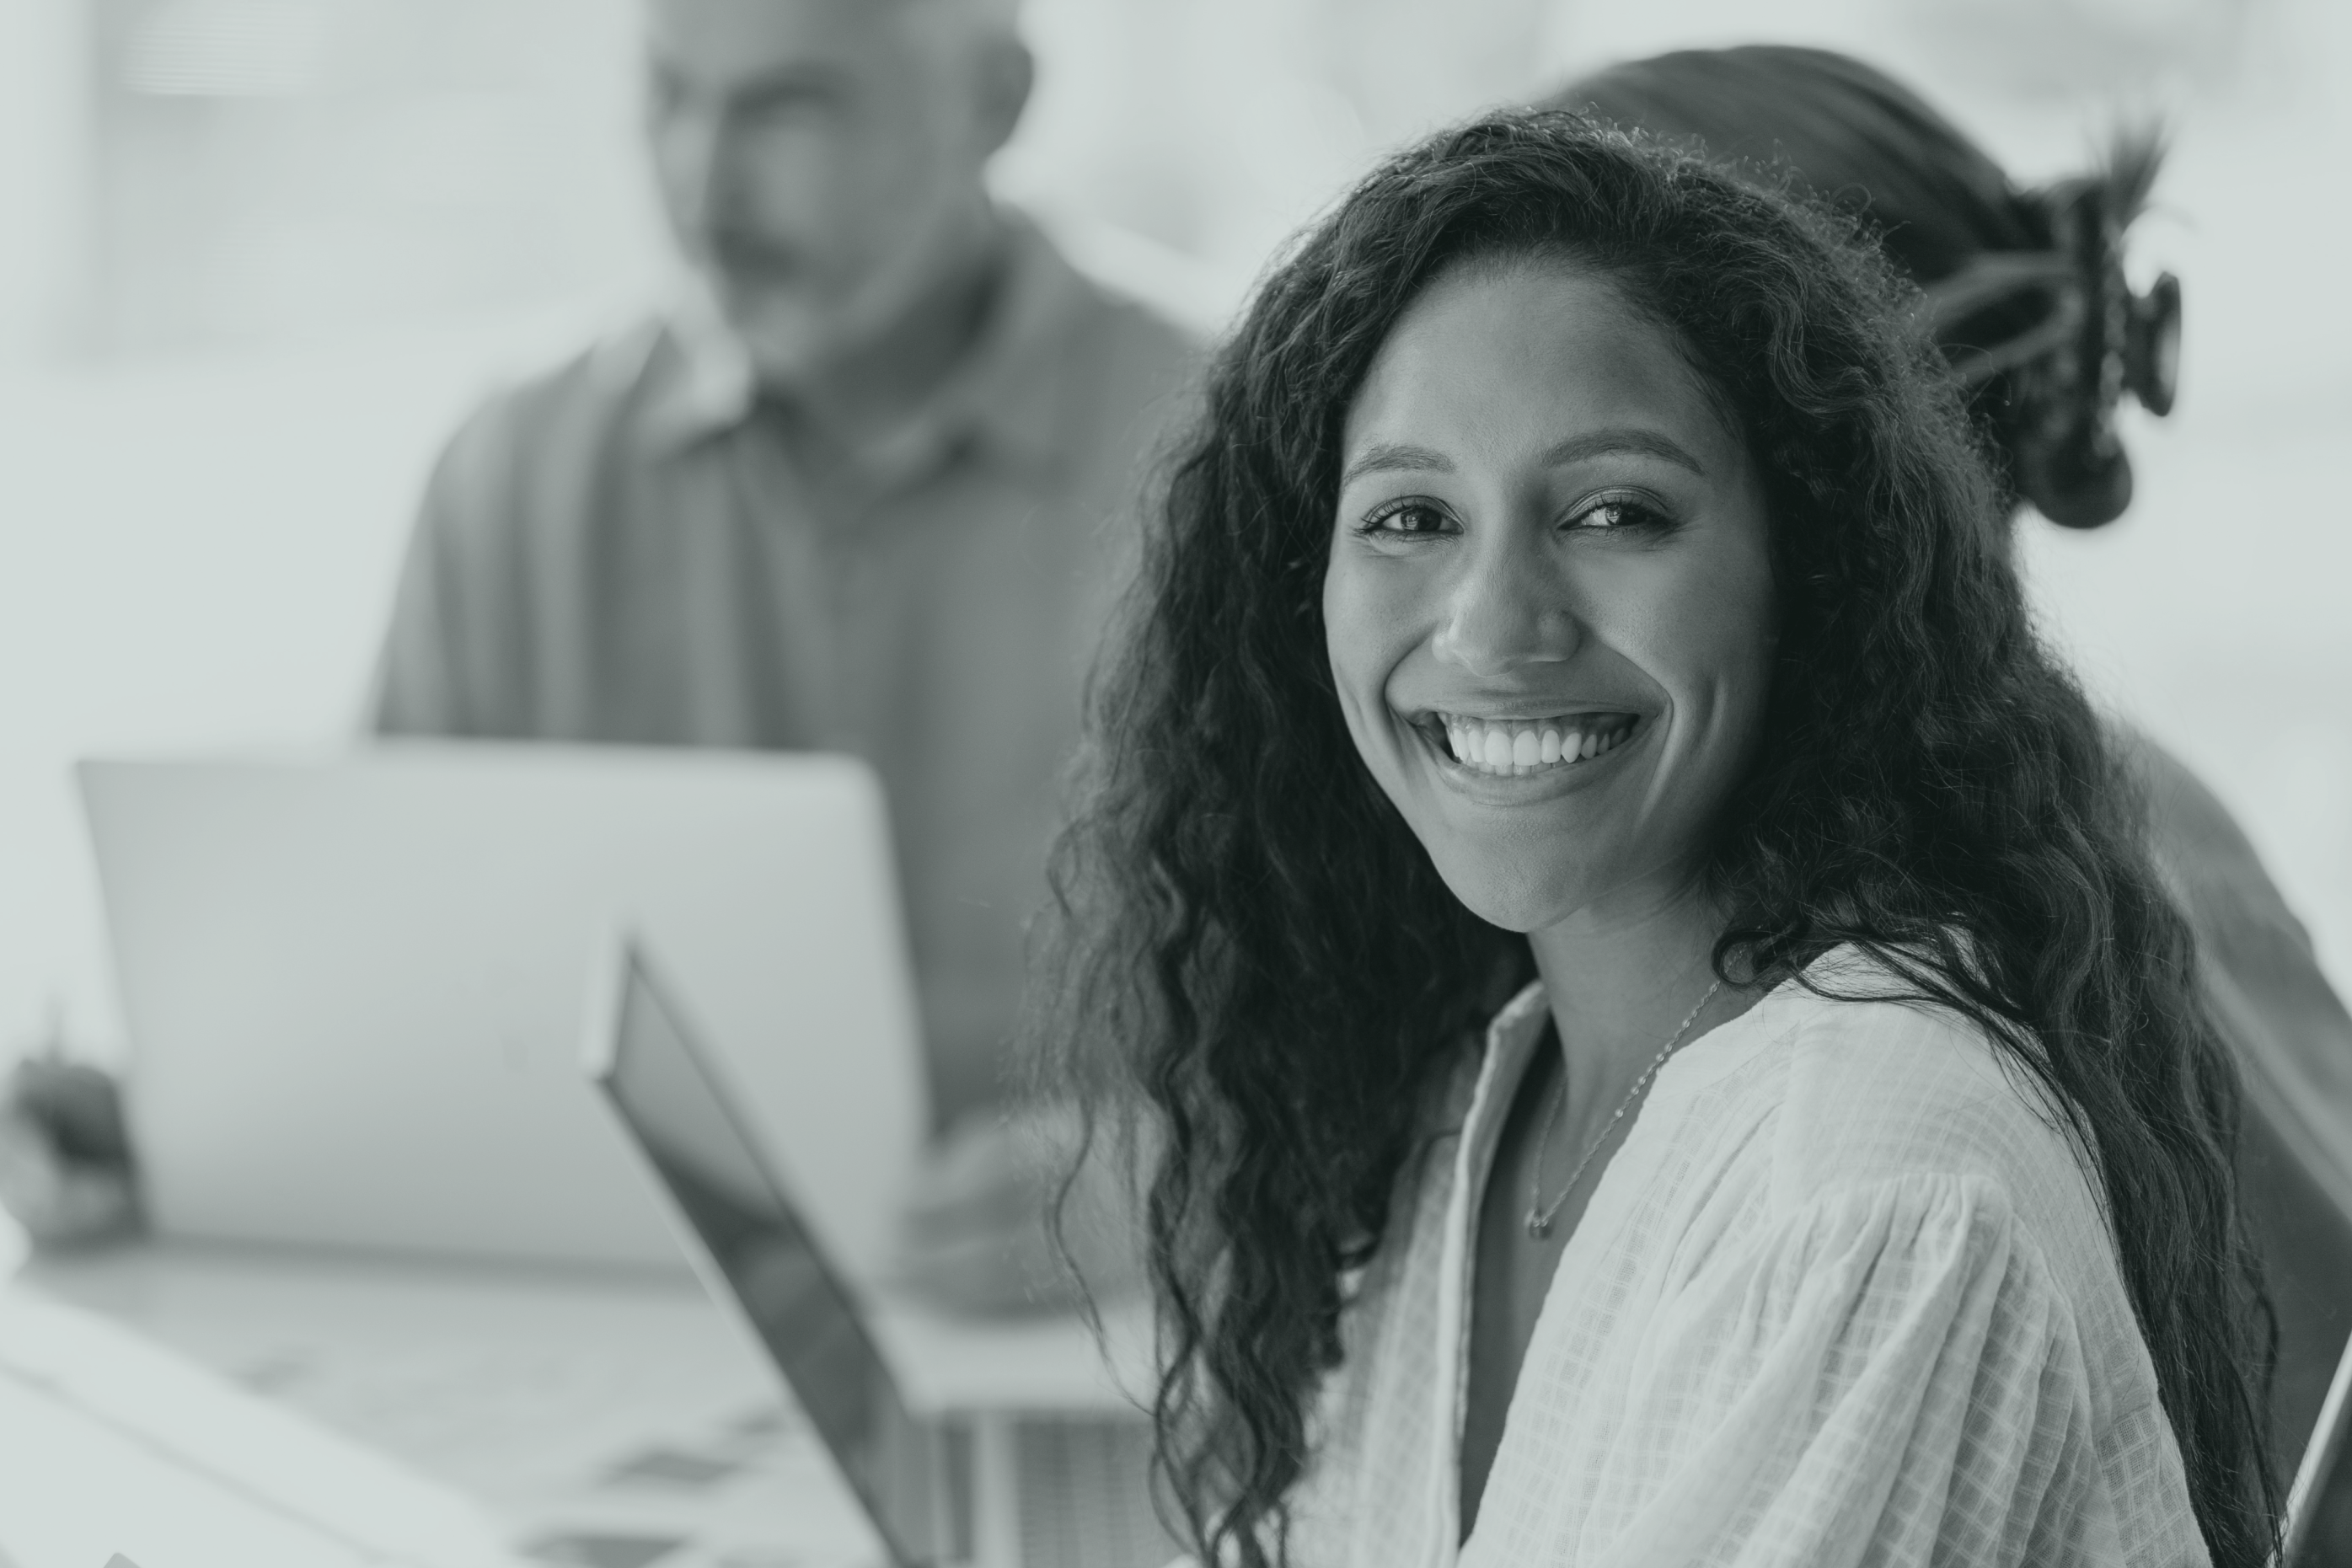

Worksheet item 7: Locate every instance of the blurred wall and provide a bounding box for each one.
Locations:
[0,0,90,358]
[1,0,2346,1057]
[79,0,662,355]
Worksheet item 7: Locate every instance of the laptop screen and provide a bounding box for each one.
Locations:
[597,950,935,1565]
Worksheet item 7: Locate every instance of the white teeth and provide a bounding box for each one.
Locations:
[1436,714,1637,775]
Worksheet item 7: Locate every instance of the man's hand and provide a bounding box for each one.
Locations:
[887,1100,1145,1317]
[0,1058,140,1248]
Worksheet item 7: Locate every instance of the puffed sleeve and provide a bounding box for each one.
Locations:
[1471,1173,2171,1567]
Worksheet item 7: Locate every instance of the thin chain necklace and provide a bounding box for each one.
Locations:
[1524,979,1722,1241]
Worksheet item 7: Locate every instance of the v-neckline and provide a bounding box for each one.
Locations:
[1434,980,1781,1565]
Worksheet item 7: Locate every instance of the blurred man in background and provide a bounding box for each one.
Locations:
[2,0,1194,1309]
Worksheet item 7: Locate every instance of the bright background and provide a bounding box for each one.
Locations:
[1,0,2347,1061]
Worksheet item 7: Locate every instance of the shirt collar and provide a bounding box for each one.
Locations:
[1447,980,1555,1146]
[1487,980,1554,1057]
[640,280,755,452]
[640,211,1087,480]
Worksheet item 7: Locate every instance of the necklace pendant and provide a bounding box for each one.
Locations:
[1524,1209,1553,1240]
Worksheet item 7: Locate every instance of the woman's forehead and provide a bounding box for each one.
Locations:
[1342,257,1745,478]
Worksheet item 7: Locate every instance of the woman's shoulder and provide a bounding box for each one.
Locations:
[1719,954,2104,1239]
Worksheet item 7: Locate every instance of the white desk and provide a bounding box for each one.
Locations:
[3,1241,1153,1568]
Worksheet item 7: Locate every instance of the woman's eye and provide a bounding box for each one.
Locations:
[1360,500,1453,538]
[1569,497,1668,533]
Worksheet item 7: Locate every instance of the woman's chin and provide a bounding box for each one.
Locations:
[1429,852,1601,935]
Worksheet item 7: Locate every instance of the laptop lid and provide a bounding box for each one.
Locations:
[586,936,939,1568]
[2285,1325,2352,1564]
[80,744,927,1280]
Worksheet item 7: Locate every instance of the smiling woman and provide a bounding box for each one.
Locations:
[1036,111,2277,1568]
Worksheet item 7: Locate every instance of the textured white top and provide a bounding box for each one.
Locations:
[1280,950,2210,1566]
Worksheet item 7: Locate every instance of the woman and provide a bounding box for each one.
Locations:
[1553,43,2352,1485]
[1042,114,2275,1565]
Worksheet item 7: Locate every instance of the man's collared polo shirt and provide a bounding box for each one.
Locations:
[372,218,1198,1124]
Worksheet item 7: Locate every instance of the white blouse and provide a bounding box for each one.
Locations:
[1279,950,2210,1566]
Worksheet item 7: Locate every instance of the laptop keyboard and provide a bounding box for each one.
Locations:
[1014,1417,1181,1568]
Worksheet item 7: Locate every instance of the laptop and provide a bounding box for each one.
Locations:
[79,744,927,1281]
[584,936,1181,1568]
[2285,1322,2352,1565]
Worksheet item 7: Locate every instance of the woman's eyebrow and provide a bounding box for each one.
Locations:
[1338,442,1453,487]
[1542,428,1707,476]
[1338,430,1707,489]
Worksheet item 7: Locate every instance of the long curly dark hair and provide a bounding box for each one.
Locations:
[1036,112,2274,1565]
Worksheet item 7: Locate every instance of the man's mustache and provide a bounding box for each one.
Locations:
[705,227,812,283]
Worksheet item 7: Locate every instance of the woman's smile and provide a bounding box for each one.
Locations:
[1409,709,1647,787]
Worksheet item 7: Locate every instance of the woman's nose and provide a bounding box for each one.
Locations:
[1430,542,1582,678]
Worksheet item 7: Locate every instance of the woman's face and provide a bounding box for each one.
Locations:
[1323,258,1777,933]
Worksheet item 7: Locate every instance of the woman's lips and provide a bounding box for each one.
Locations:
[1432,711,1640,777]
